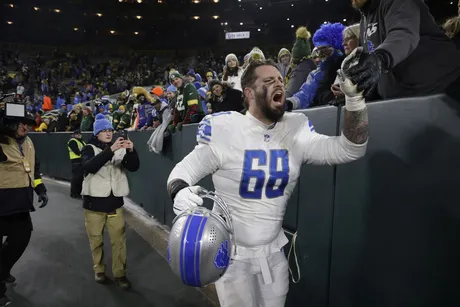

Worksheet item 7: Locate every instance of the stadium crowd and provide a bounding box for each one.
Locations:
[1,8,460,137]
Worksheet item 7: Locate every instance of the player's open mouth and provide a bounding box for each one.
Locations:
[272,90,284,105]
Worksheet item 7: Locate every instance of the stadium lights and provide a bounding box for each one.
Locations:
[33,7,39,11]
[192,16,200,20]
[96,13,103,17]
[74,27,79,31]
[54,9,61,13]
[212,15,219,19]
[7,21,13,25]
[213,0,219,2]
[343,18,347,21]
[9,4,14,8]
[110,30,116,34]
[134,31,139,35]
[193,0,200,3]
[240,22,243,25]
[137,0,142,3]
[136,15,142,19]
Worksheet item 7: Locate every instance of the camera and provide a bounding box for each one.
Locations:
[0,102,35,135]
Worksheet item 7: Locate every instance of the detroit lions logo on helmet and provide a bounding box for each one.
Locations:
[214,240,230,269]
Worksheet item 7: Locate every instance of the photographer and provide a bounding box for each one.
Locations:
[0,103,49,307]
[80,114,140,290]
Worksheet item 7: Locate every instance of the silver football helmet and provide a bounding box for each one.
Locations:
[167,188,234,287]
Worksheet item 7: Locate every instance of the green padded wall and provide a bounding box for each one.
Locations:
[330,94,460,307]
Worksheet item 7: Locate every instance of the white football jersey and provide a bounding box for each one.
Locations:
[169,111,366,251]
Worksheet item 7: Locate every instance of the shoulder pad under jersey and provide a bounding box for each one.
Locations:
[285,112,316,133]
[196,111,241,145]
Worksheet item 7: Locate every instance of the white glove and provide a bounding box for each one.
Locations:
[173,185,204,215]
[337,47,365,111]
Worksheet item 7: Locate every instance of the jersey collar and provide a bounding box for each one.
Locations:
[246,111,277,130]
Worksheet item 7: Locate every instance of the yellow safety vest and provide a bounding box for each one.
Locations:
[67,138,86,160]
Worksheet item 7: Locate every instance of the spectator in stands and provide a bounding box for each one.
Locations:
[207,80,244,113]
[81,113,140,290]
[276,48,291,83]
[35,118,49,132]
[285,26,316,98]
[133,87,154,130]
[16,83,24,99]
[46,116,57,133]
[166,85,177,109]
[80,107,94,132]
[67,130,86,199]
[42,93,52,112]
[331,24,361,104]
[56,105,69,132]
[286,22,346,110]
[349,0,460,100]
[169,71,204,132]
[205,71,215,84]
[147,99,170,129]
[443,16,460,49]
[114,106,131,131]
[222,54,244,92]
[55,93,66,110]
[68,113,81,132]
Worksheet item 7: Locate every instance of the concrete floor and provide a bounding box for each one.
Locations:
[4,180,214,307]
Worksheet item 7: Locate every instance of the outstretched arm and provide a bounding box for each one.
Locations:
[301,47,369,165]
[343,108,368,145]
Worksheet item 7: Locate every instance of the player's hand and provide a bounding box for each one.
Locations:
[122,139,134,152]
[344,47,381,97]
[337,47,365,100]
[110,137,124,152]
[173,186,204,215]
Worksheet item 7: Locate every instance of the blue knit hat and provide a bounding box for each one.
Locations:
[93,113,113,136]
[313,22,346,52]
[167,85,177,92]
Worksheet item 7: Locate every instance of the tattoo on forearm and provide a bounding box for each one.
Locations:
[343,108,369,144]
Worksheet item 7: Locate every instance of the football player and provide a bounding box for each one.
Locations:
[167,47,369,307]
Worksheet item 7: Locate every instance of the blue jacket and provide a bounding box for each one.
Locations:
[289,49,344,109]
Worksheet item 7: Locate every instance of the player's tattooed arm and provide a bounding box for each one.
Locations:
[343,108,369,145]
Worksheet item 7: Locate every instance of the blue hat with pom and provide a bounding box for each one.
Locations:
[313,22,346,52]
[93,113,113,136]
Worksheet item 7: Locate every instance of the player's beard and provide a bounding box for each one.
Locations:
[255,85,285,123]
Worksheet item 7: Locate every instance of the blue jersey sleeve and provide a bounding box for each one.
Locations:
[196,111,233,145]
[197,116,213,144]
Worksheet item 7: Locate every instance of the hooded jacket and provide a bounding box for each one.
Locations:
[360,0,460,99]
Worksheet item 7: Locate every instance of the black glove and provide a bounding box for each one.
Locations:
[346,51,383,97]
[38,193,48,208]
[285,99,293,112]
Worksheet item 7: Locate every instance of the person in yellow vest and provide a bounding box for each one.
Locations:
[0,106,49,307]
[81,113,139,290]
[67,130,86,199]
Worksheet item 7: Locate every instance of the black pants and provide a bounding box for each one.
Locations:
[0,213,33,296]
[70,162,84,197]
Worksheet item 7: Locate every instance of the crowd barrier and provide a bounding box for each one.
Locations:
[29,94,460,307]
